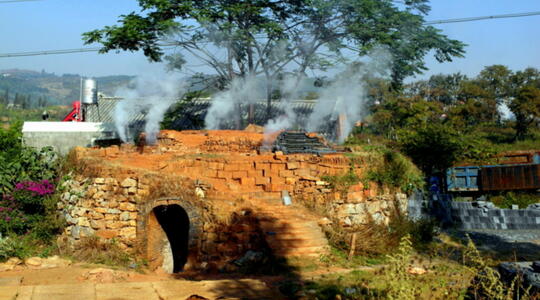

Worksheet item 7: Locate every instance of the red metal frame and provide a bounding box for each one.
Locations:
[62,101,83,122]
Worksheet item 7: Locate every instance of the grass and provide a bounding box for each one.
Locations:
[0,234,57,261]
[55,236,139,269]
[488,191,540,209]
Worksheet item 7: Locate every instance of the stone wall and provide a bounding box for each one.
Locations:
[59,130,410,271]
[450,201,540,230]
[58,176,146,248]
[407,193,540,230]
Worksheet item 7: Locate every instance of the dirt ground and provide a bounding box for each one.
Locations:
[0,263,286,299]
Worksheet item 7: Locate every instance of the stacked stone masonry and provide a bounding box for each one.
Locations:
[60,130,406,271]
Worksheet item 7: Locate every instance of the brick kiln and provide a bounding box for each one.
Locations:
[58,129,406,273]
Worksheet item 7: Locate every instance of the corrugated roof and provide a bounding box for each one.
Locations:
[85,97,334,134]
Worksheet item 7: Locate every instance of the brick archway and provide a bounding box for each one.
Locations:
[138,197,202,272]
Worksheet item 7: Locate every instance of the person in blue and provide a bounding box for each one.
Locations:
[429,176,440,193]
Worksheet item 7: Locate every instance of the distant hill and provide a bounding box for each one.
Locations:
[0,69,134,105]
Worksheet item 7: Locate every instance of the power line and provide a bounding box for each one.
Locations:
[424,11,540,25]
[1,10,540,58]
[0,0,42,3]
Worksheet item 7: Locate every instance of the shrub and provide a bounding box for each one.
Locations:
[365,150,424,193]
[0,179,63,241]
[489,192,539,209]
[384,234,418,300]
[0,235,47,261]
[322,202,437,257]
[0,122,59,194]
[58,236,132,267]
[462,235,532,299]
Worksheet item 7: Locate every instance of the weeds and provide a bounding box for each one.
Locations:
[384,234,417,300]
[463,235,533,299]
[489,191,539,209]
[365,150,424,194]
[57,236,134,268]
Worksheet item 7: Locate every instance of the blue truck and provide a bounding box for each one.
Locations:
[445,151,540,193]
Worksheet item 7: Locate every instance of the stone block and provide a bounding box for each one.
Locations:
[105,178,118,185]
[95,207,108,214]
[80,227,95,238]
[93,178,105,184]
[78,217,90,227]
[119,227,136,239]
[119,212,130,221]
[106,222,123,229]
[96,230,118,239]
[347,191,365,203]
[104,214,118,221]
[120,178,137,188]
[90,219,106,230]
[127,186,137,195]
[119,202,137,212]
[71,225,81,239]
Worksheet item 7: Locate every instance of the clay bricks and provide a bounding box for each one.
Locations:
[265,183,288,192]
[270,177,286,185]
[255,177,269,185]
[255,162,270,170]
[240,177,255,186]
[286,162,299,170]
[270,163,286,171]
[279,170,294,177]
[217,171,232,179]
[232,171,248,179]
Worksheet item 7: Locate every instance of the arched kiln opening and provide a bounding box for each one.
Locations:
[153,204,190,273]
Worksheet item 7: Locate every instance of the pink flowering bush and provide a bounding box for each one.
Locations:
[0,180,61,239]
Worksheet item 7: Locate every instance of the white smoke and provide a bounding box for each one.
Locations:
[204,75,263,129]
[201,46,391,144]
[307,47,392,142]
[114,74,186,144]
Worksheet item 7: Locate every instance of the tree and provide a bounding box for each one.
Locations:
[398,123,463,176]
[509,85,540,140]
[426,73,467,104]
[477,65,512,103]
[83,0,465,120]
[448,80,499,127]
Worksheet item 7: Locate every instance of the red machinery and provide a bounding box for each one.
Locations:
[62,101,83,122]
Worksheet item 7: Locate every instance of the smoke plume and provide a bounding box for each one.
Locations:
[114,74,186,144]
[307,48,392,142]
[204,75,263,129]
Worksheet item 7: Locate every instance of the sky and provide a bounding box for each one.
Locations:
[0,0,539,80]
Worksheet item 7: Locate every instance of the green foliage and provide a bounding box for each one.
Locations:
[0,236,35,261]
[489,192,539,209]
[365,150,424,193]
[0,122,59,194]
[83,0,465,91]
[0,122,63,242]
[509,85,540,140]
[398,124,464,175]
[385,234,418,300]
[321,171,360,192]
[462,235,531,300]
